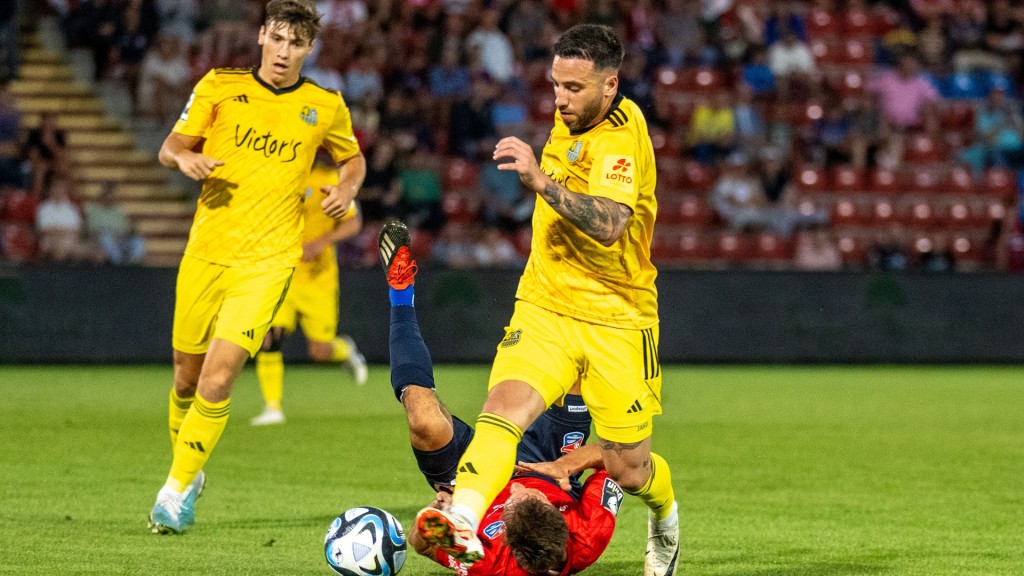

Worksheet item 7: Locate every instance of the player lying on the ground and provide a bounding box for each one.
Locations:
[378,220,621,575]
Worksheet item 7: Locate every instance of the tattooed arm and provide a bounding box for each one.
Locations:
[493,136,633,247]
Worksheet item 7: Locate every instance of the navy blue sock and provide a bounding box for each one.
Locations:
[389,305,434,402]
[412,415,474,492]
[389,286,415,307]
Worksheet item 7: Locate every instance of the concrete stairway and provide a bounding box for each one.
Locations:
[11,31,193,267]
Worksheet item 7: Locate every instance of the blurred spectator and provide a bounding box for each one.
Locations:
[0,184,37,262]
[154,0,198,46]
[767,30,817,99]
[625,0,658,56]
[349,91,381,145]
[473,226,524,268]
[427,11,468,64]
[794,226,842,271]
[85,181,145,265]
[847,92,885,169]
[687,91,735,166]
[733,83,766,157]
[344,50,384,104]
[398,148,445,233]
[138,34,192,126]
[429,45,472,101]
[199,0,250,66]
[449,77,496,160]
[619,51,654,116]
[465,8,515,84]
[71,0,121,81]
[584,0,619,29]
[741,47,776,96]
[961,86,1024,173]
[116,0,158,114]
[983,0,1024,60]
[917,15,949,73]
[36,178,84,263]
[358,139,402,223]
[0,80,22,187]
[505,0,553,62]
[810,104,854,167]
[919,236,956,272]
[949,2,1001,73]
[318,0,368,35]
[491,86,528,140]
[764,1,807,46]
[868,52,940,162]
[867,225,910,272]
[479,159,530,232]
[0,0,17,79]
[432,220,475,267]
[302,49,345,93]
[24,112,71,196]
[655,0,701,68]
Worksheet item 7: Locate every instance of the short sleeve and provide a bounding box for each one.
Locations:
[586,131,641,209]
[173,70,217,137]
[323,93,361,163]
[566,471,619,570]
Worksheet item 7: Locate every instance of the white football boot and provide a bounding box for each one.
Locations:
[645,501,680,576]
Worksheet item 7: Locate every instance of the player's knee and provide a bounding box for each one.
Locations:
[610,465,651,493]
[261,327,285,353]
[308,341,332,362]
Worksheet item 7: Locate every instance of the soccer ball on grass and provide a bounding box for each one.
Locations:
[324,507,407,576]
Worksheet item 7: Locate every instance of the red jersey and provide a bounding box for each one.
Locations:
[433,471,622,575]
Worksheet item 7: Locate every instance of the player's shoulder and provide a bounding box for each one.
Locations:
[302,75,341,97]
[603,95,647,133]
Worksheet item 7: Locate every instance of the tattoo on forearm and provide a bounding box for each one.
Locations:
[600,439,644,455]
[542,182,630,243]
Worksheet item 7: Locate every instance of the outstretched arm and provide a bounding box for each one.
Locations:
[493,137,632,247]
[515,444,605,492]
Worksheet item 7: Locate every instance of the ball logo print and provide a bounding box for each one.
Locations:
[324,507,407,576]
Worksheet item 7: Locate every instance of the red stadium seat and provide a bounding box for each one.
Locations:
[716,232,754,260]
[681,160,716,192]
[908,168,944,194]
[951,235,983,264]
[842,9,877,38]
[530,96,556,122]
[441,190,480,222]
[941,103,975,132]
[836,233,866,265]
[871,198,897,226]
[677,229,712,261]
[755,233,792,261]
[869,168,902,194]
[810,39,839,64]
[942,200,973,228]
[443,158,480,190]
[649,127,680,158]
[983,168,1017,201]
[949,166,978,195]
[831,166,865,193]
[904,200,937,229]
[795,166,828,194]
[1,222,35,262]
[678,194,714,225]
[514,227,532,257]
[0,188,36,223]
[905,134,944,163]
[808,9,841,38]
[835,197,868,226]
[842,39,872,65]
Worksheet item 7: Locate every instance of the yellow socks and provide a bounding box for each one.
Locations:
[255,351,284,411]
[166,393,230,493]
[330,337,351,362]
[168,388,194,449]
[451,413,523,523]
[624,452,676,520]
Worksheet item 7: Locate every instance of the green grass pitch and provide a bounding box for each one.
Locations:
[1,365,1021,575]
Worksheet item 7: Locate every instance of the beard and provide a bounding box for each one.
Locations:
[561,95,604,132]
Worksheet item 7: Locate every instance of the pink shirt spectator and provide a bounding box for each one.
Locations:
[869,70,940,128]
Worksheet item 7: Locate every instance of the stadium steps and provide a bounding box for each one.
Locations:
[12,42,195,267]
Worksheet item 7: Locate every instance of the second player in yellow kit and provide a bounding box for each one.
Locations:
[252,159,368,427]
[148,0,367,536]
[417,24,679,576]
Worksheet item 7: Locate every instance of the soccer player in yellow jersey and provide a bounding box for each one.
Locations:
[415,24,679,576]
[251,154,368,427]
[148,0,366,535]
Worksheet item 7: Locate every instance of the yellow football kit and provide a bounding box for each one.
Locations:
[489,94,661,442]
[272,163,360,343]
[170,68,360,356]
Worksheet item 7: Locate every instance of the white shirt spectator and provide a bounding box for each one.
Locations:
[768,37,817,76]
[317,0,367,33]
[466,10,515,82]
[37,198,82,232]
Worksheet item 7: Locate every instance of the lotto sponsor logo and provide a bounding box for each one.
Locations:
[601,155,635,186]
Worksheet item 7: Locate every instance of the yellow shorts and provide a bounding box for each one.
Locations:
[172,254,294,357]
[488,299,662,443]
[272,274,339,343]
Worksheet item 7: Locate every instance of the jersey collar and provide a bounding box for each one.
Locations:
[251,67,306,95]
[567,93,625,136]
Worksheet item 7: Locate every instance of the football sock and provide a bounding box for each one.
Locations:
[255,351,284,411]
[412,416,472,492]
[329,337,351,362]
[451,413,523,524]
[166,393,230,493]
[388,305,434,402]
[389,285,414,307]
[624,451,676,521]
[168,388,194,449]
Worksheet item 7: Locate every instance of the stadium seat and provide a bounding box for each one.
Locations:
[951,235,984,264]
[680,68,726,92]
[0,188,36,223]
[869,168,902,194]
[842,9,877,37]
[836,233,866,265]
[795,166,828,194]
[443,158,480,190]
[716,231,754,260]
[810,39,839,65]
[833,70,866,97]
[754,232,792,261]
[681,160,716,192]
[835,197,868,226]
[941,103,975,132]
[942,199,973,228]
[908,168,944,194]
[677,194,714,225]
[831,166,865,193]
[514,227,532,258]
[949,166,978,195]
[677,229,712,261]
[871,198,897,226]
[0,222,35,262]
[441,190,480,223]
[904,200,937,229]
[842,39,872,65]
[905,134,944,164]
[807,9,840,38]
[649,127,680,158]
[982,168,1017,201]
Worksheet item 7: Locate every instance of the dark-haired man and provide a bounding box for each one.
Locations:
[379,220,619,575]
[416,23,680,576]
[148,0,365,534]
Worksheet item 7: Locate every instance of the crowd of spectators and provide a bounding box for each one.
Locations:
[4,0,1024,271]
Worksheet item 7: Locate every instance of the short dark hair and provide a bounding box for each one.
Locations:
[264,0,321,44]
[552,24,624,71]
[503,497,569,574]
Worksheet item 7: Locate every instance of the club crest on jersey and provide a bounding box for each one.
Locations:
[483,521,504,540]
[601,478,624,516]
[301,106,318,126]
[566,139,583,163]
[500,329,522,348]
[561,431,585,454]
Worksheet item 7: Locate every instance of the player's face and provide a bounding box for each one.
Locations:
[257,21,314,88]
[550,56,617,132]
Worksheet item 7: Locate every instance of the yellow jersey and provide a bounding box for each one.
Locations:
[517,94,659,329]
[294,162,359,285]
[173,67,361,269]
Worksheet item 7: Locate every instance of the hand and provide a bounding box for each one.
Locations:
[493,136,549,194]
[320,184,354,219]
[428,490,453,510]
[175,150,224,181]
[301,238,326,262]
[514,460,572,492]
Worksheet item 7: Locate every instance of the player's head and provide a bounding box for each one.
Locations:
[503,483,569,574]
[258,0,321,87]
[550,24,624,132]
